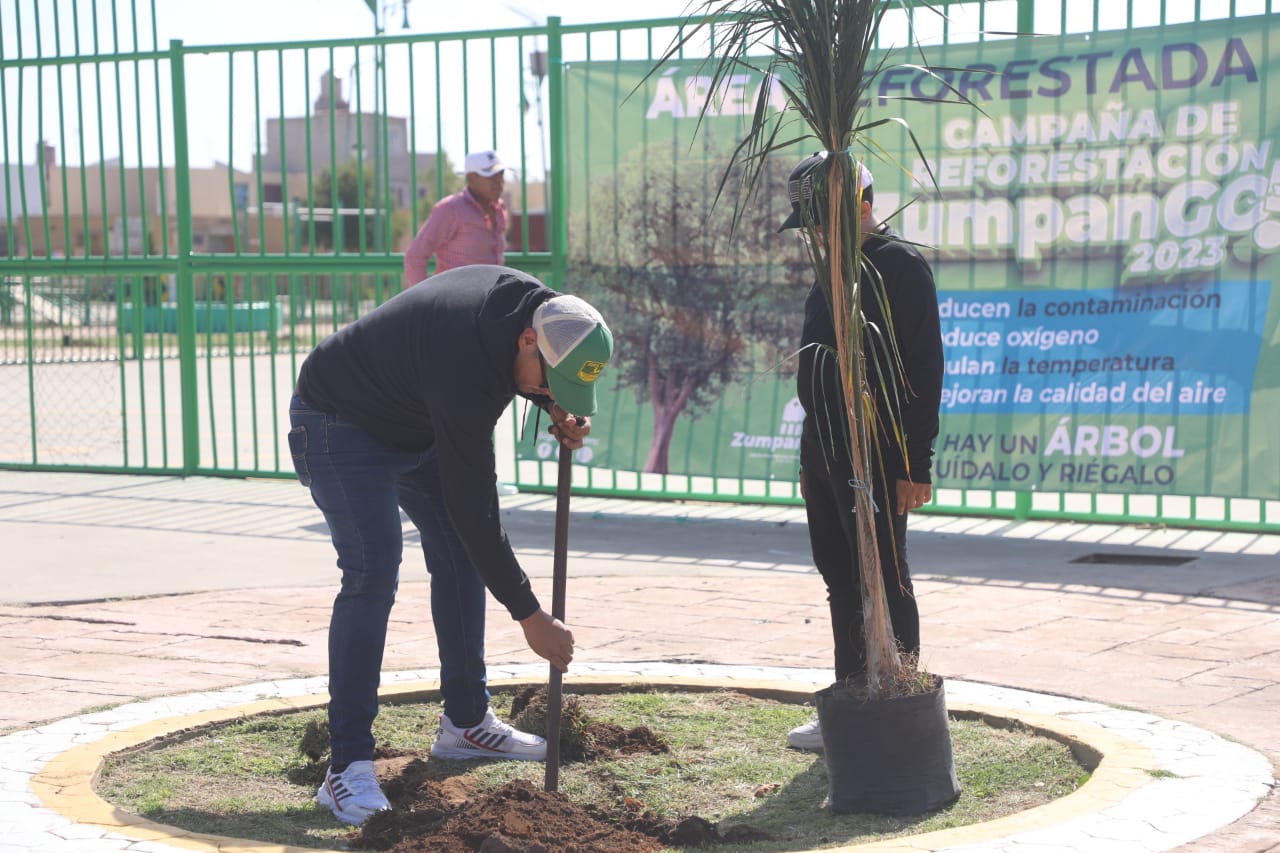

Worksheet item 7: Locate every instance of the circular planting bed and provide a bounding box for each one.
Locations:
[90,680,1098,852]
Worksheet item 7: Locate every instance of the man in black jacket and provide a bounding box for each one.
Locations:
[779,154,944,751]
[288,265,613,824]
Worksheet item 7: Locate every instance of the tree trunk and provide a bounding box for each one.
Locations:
[643,409,676,474]
[643,363,696,475]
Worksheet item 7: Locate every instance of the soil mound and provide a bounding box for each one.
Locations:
[361,778,665,852]
[336,693,756,850]
[509,686,670,761]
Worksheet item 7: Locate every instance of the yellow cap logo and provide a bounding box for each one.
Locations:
[577,360,605,383]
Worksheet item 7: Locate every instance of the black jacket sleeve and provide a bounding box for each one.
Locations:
[884,249,943,483]
[432,403,541,622]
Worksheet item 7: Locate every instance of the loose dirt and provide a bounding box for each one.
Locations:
[321,689,764,851]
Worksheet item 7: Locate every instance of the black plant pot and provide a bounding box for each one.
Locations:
[815,675,961,815]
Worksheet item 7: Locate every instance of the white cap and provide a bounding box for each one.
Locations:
[464,149,506,177]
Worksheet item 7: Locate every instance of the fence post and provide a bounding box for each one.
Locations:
[170,39,200,475]
[1010,0,1035,521]
[546,15,567,289]
[1016,0,1034,33]
[22,277,38,464]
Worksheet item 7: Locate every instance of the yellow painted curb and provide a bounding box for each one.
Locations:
[31,675,1157,853]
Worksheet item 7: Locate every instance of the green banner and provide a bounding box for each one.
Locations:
[529,17,1280,500]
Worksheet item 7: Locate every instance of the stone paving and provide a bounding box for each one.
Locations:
[1,471,1278,851]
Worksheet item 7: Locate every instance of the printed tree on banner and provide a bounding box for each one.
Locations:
[569,146,808,474]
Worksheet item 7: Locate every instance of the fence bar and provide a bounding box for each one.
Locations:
[170,39,199,474]
[546,16,566,288]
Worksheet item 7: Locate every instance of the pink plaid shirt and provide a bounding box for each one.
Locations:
[403,188,508,287]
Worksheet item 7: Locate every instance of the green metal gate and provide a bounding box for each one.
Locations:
[2,0,1277,532]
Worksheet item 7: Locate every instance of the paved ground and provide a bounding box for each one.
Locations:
[1,470,1278,850]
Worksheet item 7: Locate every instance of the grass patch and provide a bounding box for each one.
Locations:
[97,689,1089,851]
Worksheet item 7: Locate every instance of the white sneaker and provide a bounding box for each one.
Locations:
[430,707,547,761]
[316,760,391,825]
[787,717,824,751]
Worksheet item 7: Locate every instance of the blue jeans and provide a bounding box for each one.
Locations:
[288,394,490,766]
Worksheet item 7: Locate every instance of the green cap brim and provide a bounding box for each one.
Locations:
[545,324,613,417]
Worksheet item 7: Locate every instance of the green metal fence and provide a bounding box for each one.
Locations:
[2,0,1277,533]
[1,3,559,476]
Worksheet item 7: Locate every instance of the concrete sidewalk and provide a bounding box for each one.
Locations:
[1,470,1278,850]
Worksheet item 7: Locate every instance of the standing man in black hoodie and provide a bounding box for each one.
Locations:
[778,154,944,751]
[288,265,613,825]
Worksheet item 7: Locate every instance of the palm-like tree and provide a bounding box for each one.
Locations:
[653,0,948,699]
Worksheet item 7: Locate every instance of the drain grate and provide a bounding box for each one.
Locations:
[1070,552,1197,567]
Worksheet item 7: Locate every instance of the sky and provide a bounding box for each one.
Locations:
[3,0,1274,178]
[154,1,702,45]
[1,0,707,176]
[151,1,704,171]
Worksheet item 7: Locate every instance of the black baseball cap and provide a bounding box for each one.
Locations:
[778,152,874,231]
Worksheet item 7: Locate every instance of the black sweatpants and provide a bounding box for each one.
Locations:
[800,431,920,681]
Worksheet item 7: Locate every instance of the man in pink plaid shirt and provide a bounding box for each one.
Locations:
[403,149,509,288]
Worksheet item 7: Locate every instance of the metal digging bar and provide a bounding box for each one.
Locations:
[544,423,577,792]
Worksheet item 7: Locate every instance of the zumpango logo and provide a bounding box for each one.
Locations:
[729,398,805,458]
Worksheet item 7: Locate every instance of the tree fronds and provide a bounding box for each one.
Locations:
[650,0,959,698]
